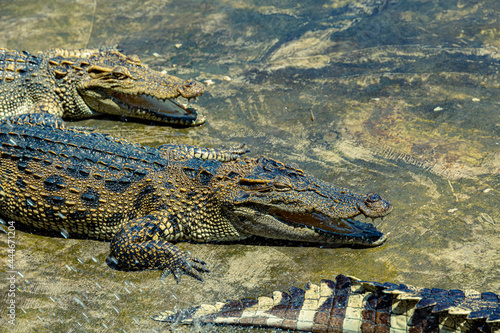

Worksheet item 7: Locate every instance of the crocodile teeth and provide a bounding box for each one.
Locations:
[111,93,196,117]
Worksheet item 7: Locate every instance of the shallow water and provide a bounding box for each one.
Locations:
[0,0,499,332]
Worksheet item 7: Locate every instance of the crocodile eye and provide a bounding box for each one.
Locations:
[111,66,130,79]
[273,177,292,192]
[274,183,291,192]
[239,178,272,192]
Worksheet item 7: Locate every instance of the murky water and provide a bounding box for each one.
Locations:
[0,0,499,332]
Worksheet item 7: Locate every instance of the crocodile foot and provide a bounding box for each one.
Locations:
[160,255,209,283]
[106,214,210,283]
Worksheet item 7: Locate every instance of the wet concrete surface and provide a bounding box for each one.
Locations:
[0,0,499,332]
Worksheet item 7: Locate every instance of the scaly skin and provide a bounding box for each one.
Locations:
[0,114,391,282]
[154,274,500,333]
[0,47,205,126]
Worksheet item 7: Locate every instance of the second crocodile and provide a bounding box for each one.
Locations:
[0,47,205,126]
[0,113,391,282]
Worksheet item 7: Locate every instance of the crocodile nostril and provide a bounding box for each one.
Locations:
[366,193,381,203]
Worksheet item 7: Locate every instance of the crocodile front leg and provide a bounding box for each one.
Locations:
[33,101,65,116]
[106,214,209,283]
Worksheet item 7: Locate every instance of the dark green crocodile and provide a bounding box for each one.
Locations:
[154,274,500,333]
[0,47,205,126]
[0,113,391,282]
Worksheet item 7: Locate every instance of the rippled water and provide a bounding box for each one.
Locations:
[1,0,499,331]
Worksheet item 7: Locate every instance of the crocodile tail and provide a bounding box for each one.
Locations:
[158,143,248,162]
[44,47,122,59]
[153,274,500,332]
[153,275,354,332]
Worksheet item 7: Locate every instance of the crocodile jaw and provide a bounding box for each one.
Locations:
[111,92,206,125]
[79,90,206,126]
[231,206,387,247]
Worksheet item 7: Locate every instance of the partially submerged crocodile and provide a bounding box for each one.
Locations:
[0,113,391,282]
[154,274,500,333]
[0,47,205,126]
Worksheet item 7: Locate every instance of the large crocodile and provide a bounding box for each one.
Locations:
[0,113,391,282]
[154,274,500,333]
[0,47,205,126]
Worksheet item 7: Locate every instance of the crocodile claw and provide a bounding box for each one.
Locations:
[161,256,210,283]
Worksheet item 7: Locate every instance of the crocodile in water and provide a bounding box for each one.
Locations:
[0,47,205,126]
[0,113,391,282]
[154,274,500,332]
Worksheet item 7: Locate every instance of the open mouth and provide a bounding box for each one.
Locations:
[268,208,387,246]
[111,92,205,125]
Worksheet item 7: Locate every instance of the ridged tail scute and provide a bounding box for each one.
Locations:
[154,274,500,332]
[153,275,355,331]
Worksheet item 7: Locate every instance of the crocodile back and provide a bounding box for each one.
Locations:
[0,48,41,82]
[0,49,43,117]
[0,116,174,239]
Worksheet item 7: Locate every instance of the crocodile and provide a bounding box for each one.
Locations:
[0,47,205,126]
[0,113,391,282]
[154,274,500,333]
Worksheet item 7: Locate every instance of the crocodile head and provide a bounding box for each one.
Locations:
[49,48,205,126]
[217,156,392,247]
